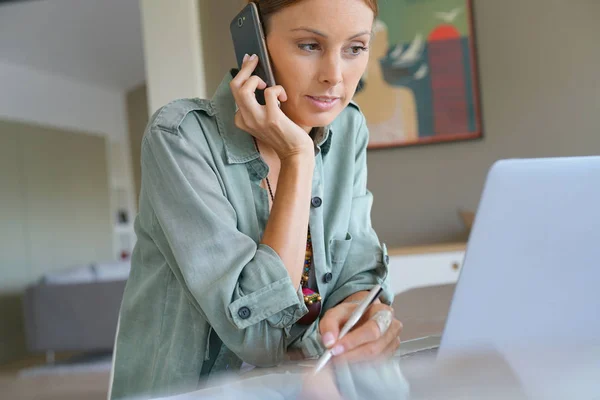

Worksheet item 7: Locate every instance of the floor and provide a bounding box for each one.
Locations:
[0,353,110,400]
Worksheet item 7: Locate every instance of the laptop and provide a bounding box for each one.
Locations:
[402,157,600,396]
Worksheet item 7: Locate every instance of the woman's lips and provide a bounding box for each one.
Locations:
[306,95,340,111]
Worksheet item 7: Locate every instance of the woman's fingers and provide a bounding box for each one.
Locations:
[234,75,267,131]
[229,53,259,90]
[319,303,357,348]
[264,85,287,110]
[230,54,266,124]
[237,75,266,108]
[330,305,400,354]
[266,85,288,103]
[332,319,383,357]
[336,318,403,363]
[264,85,289,128]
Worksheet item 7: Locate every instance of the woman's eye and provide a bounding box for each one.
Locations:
[348,46,368,56]
[298,43,320,52]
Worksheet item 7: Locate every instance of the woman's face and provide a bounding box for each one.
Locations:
[265,0,374,131]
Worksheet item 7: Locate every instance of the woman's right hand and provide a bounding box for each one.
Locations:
[230,54,314,161]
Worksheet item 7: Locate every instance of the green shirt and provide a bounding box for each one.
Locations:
[110,71,392,399]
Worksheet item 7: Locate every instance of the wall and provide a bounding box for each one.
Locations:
[127,84,149,202]
[0,121,112,363]
[0,60,135,363]
[198,0,244,98]
[0,60,136,260]
[0,129,28,363]
[0,121,112,291]
[139,0,207,114]
[0,60,127,143]
[367,0,600,247]
[139,0,243,114]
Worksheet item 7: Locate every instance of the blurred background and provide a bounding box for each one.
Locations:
[0,0,598,399]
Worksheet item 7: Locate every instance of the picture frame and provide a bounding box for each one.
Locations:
[353,0,483,149]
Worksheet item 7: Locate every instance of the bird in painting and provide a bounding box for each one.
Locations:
[435,7,462,23]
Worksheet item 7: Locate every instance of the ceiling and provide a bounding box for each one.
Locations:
[0,0,145,91]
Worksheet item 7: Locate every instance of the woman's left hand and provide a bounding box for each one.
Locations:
[319,300,403,363]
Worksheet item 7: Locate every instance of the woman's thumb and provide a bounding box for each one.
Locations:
[320,307,350,348]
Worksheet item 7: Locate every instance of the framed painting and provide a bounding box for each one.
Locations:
[353,0,483,149]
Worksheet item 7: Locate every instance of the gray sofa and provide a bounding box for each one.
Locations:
[22,262,129,356]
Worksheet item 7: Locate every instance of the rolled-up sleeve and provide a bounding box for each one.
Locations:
[141,123,307,367]
[323,114,393,310]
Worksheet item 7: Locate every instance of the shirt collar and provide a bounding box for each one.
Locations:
[211,70,334,164]
[314,126,333,156]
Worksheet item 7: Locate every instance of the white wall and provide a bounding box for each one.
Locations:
[139,0,207,114]
[0,60,136,260]
[139,0,246,114]
[0,60,127,141]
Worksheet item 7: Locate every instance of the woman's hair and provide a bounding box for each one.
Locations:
[249,0,378,20]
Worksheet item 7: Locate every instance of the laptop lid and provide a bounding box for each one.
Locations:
[438,156,600,358]
[436,157,600,397]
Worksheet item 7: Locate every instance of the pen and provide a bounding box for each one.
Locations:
[313,284,383,374]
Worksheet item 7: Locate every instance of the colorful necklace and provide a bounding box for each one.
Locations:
[253,138,322,325]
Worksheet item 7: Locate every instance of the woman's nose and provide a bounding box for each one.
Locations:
[319,55,343,86]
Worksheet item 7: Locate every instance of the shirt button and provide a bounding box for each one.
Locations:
[311,197,323,208]
[323,272,333,283]
[238,307,251,320]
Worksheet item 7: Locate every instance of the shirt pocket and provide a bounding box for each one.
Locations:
[330,232,353,267]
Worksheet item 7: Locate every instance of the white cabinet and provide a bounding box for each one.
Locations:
[387,243,466,295]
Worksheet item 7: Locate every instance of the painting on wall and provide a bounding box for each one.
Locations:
[353,0,482,149]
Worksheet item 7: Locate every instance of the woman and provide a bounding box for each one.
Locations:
[110,0,403,398]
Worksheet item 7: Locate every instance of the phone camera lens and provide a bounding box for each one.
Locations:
[237,17,244,27]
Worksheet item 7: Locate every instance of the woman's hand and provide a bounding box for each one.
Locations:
[319,300,403,363]
[229,54,314,161]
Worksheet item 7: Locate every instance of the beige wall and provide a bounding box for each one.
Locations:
[127,84,149,203]
[198,0,244,97]
[368,0,600,247]
[0,120,112,363]
[0,121,112,290]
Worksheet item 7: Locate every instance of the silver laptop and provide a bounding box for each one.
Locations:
[439,156,600,353]
[426,156,600,397]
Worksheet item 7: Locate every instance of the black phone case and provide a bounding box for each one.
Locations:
[230,3,276,105]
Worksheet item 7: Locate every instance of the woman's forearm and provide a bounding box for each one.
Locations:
[261,151,315,287]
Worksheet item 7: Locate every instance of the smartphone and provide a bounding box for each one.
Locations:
[230,3,276,105]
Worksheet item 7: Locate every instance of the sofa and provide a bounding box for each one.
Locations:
[22,261,129,356]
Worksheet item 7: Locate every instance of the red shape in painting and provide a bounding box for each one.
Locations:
[428,24,469,135]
